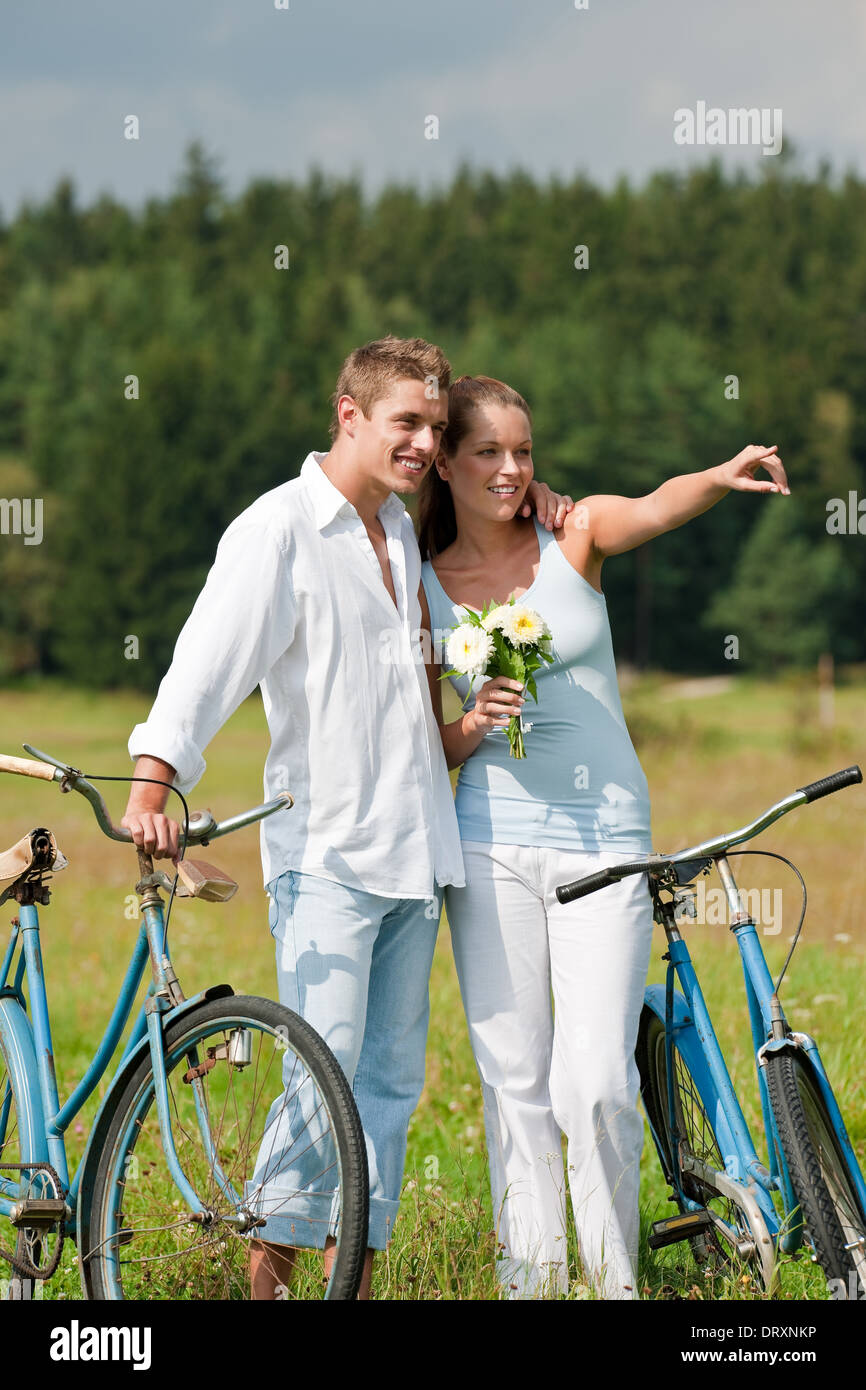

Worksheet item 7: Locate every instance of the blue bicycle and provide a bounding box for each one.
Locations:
[556,765,866,1298]
[0,745,369,1300]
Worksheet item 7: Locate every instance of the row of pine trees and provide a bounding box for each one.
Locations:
[1,143,864,688]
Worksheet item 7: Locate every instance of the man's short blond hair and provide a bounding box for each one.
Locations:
[329,335,451,441]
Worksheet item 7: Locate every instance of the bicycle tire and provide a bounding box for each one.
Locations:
[636,1006,763,1275]
[764,1051,866,1297]
[83,995,369,1300]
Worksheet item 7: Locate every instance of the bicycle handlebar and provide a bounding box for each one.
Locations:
[2,745,293,849]
[555,859,667,905]
[796,765,862,804]
[0,754,56,781]
[555,765,862,905]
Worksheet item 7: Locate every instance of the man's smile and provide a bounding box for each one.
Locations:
[393,453,428,474]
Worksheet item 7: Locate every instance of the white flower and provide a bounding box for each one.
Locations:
[499,604,546,646]
[446,623,494,676]
[481,605,508,633]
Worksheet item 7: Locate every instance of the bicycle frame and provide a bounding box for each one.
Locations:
[0,890,219,1227]
[0,746,302,1293]
[644,850,866,1261]
[645,897,788,1251]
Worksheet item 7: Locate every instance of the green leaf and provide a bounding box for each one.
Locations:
[491,629,509,668]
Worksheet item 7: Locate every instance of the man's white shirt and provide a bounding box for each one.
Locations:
[129,452,465,898]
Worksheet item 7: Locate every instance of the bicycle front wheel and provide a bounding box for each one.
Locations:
[765,1051,866,1297]
[83,995,368,1300]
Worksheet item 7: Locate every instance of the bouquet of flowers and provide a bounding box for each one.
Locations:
[443,599,554,758]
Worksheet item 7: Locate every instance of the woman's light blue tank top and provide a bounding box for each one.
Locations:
[421,517,652,853]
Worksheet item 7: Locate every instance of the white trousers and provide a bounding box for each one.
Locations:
[445,841,655,1300]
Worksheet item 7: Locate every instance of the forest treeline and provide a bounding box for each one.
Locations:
[0,143,864,689]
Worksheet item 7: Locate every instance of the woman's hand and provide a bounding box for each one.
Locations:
[469,676,526,732]
[717,444,790,494]
[520,480,574,530]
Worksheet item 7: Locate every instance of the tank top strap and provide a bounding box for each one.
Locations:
[532,514,558,557]
[421,560,458,665]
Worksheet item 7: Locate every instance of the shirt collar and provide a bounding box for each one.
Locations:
[301,452,407,531]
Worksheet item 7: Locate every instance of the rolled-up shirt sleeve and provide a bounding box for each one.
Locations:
[128,517,295,795]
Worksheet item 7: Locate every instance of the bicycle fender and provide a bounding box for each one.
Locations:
[0,994,49,1164]
[761,1033,866,1221]
[642,983,741,1169]
[75,984,234,1264]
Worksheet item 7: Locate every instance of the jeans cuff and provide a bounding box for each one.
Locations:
[367,1196,400,1250]
[244,1187,401,1252]
[245,1187,337,1251]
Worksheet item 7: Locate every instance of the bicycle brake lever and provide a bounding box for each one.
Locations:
[669,856,714,887]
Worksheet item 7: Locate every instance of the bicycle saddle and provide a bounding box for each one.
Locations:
[0,827,68,904]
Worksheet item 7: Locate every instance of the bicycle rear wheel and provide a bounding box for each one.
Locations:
[636,1007,768,1280]
[765,1051,866,1297]
[83,995,368,1300]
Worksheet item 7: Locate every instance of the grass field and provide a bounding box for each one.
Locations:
[0,670,863,1300]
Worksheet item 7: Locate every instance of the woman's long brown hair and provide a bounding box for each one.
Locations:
[417,375,532,560]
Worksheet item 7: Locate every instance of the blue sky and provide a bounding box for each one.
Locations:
[2,0,864,217]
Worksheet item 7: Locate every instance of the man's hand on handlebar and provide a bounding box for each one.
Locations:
[122,755,183,864]
[120,811,182,864]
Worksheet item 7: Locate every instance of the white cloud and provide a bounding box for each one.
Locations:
[0,0,864,216]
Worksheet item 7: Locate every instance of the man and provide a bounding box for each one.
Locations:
[122,336,570,1298]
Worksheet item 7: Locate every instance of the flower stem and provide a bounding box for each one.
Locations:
[508,714,526,759]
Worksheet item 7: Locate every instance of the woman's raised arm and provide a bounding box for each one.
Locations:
[573,443,788,560]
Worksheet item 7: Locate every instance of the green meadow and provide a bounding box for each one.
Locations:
[0,671,863,1300]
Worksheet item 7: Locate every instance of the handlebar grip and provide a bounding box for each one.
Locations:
[556,857,657,905]
[797,765,862,804]
[0,754,56,782]
[556,869,616,904]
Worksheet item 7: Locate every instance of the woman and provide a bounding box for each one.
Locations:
[418,375,787,1299]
